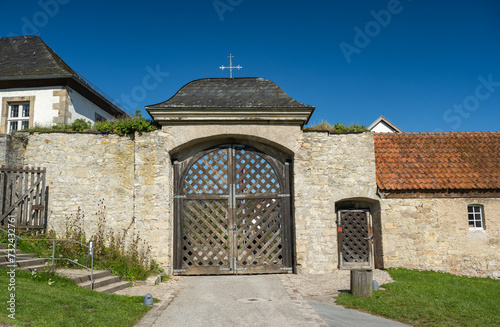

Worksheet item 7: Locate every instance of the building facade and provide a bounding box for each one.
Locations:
[0,36,127,134]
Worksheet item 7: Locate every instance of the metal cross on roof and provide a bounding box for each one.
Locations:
[219,53,242,78]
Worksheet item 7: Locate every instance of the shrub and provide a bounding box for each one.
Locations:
[304,121,370,134]
[26,111,157,136]
[94,111,157,136]
[71,119,92,132]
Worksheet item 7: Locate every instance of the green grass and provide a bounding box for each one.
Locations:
[0,267,151,327]
[336,268,500,327]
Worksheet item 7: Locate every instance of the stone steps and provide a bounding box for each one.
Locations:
[94,280,133,294]
[0,244,50,271]
[0,243,132,293]
[57,269,132,294]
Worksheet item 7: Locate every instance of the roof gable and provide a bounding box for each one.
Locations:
[368,115,403,133]
[374,132,500,192]
[0,35,75,77]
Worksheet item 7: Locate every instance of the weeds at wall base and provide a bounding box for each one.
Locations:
[1,200,161,281]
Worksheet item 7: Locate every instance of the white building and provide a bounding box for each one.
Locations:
[0,35,127,134]
[368,115,403,133]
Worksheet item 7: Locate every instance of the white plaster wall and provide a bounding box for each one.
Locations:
[0,87,61,126]
[371,121,396,133]
[67,87,116,123]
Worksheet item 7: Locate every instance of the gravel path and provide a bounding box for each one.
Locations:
[115,269,393,304]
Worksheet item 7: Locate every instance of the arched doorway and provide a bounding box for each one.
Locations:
[173,143,293,275]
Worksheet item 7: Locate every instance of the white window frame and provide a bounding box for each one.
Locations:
[8,102,31,133]
[468,205,484,230]
[1,96,35,134]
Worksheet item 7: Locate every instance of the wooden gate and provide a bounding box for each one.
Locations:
[337,209,373,269]
[173,144,292,275]
[0,166,49,231]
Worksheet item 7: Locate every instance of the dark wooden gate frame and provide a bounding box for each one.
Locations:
[173,144,293,275]
[337,209,373,269]
[0,166,49,231]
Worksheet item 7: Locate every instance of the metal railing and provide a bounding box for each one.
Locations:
[72,70,131,117]
[0,226,95,290]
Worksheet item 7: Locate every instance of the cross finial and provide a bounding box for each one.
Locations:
[219,53,242,78]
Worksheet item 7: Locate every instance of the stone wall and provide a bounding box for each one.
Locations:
[19,131,173,270]
[381,197,500,278]
[294,132,378,273]
[2,130,498,278]
[0,134,27,167]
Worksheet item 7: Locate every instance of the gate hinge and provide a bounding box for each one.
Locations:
[173,269,186,274]
[278,194,290,198]
[280,267,293,272]
[174,195,186,199]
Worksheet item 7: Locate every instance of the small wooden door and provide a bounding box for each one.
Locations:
[337,209,373,269]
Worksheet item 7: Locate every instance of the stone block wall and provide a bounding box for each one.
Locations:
[19,131,173,270]
[294,132,378,273]
[3,130,498,278]
[0,134,27,167]
[381,197,500,278]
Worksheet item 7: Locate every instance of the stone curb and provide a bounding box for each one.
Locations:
[280,275,329,327]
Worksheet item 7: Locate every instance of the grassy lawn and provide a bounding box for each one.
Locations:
[0,267,151,327]
[336,268,500,327]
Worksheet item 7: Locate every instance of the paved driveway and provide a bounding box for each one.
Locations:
[133,274,409,327]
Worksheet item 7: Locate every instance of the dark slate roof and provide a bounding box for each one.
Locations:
[0,35,75,77]
[374,132,500,191]
[0,35,126,117]
[146,78,315,109]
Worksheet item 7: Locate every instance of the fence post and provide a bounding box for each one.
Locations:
[89,240,94,291]
[350,269,373,297]
[52,239,55,270]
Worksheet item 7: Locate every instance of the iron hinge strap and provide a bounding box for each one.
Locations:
[174,195,186,199]
[278,194,290,198]
[173,269,186,273]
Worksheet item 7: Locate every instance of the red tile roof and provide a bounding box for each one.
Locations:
[374,132,500,191]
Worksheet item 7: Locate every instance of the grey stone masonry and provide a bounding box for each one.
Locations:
[294,132,378,273]
[20,131,173,271]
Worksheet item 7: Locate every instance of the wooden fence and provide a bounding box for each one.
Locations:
[0,166,49,231]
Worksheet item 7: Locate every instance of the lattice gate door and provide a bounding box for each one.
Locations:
[337,210,373,269]
[173,144,293,275]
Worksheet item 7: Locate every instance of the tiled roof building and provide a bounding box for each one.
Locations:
[374,132,500,196]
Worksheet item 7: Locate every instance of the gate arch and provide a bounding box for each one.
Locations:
[173,143,293,275]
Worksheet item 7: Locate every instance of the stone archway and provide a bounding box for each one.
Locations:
[173,143,293,275]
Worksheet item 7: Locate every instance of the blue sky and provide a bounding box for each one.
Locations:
[2,0,500,132]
